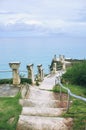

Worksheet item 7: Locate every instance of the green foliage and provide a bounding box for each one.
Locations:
[0,79,13,84]
[63,98,86,130]
[0,78,32,84]
[0,93,22,130]
[36,80,40,86]
[21,78,32,84]
[62,61,86,86]
[53,85,67,93]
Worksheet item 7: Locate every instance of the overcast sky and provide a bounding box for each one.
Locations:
[0,0,86,37]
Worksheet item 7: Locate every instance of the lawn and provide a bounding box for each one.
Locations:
[0,93,22,130]
[53,84,86,130]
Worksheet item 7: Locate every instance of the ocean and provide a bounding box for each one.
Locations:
[0,35,86,79]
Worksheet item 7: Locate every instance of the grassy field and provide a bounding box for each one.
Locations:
[53,84,86,130]
[0,93,22,130]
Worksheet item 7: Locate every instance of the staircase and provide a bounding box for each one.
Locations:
[16,74,73,130]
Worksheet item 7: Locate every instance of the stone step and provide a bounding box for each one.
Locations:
[21,107,66,117]
[19,99,68,108]
[26,86,61,100]
[16,115,73,130]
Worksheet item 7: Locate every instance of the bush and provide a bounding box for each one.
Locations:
[21,78,32,84]
[0,79,13,84]
[62,61,86,86]
[0,78,32,84]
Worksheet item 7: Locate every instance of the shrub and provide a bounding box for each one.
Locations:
[21,78,32,84]
[0,78,32,84]
[0,79,13,84]
[62,61,86,86]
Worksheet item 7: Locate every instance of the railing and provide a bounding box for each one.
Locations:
[0,70,12,72]
[55,76,86,112]
[0,70,27,79]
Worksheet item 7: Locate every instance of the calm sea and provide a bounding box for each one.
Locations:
[0,35,86,79]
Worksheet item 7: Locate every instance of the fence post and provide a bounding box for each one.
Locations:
[67,91,70,112]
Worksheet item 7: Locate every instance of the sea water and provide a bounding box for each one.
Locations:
[0,35,86,79]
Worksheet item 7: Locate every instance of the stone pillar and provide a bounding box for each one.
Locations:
[53,54,57,61]
[59,55,65,63]
[41,69,44,81]
[52,62,57,74]
[9,62,21,85]
[27,64,34,84]
[37,64,44,81]
[63,62,66,71]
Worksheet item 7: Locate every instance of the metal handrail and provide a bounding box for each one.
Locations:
[0,70,12,72]
[0,70,27,73]
[55,76,86,111]
[59,82,86,102]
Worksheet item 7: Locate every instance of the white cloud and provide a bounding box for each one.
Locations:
[0,0,86,36]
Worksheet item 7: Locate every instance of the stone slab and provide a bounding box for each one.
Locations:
[22,107,65,117]
[17,115,72,130]
[19,99,68,108]
[0,84,20,97]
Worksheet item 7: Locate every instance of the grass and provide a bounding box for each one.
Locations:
[0,92,22,130]
[53,84,86,130]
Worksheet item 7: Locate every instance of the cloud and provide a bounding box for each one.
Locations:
[0,0,86,37]
[0,18,86,37]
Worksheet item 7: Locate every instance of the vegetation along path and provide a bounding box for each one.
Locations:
[17,73,73,130]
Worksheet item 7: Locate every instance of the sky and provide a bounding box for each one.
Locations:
[0,0,86,37]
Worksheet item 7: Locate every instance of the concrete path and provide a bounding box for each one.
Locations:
[39,74,57,90]
[17,73,73,130]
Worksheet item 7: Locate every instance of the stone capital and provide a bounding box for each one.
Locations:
[9,62,20,70]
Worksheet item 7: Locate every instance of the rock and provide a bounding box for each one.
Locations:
[7,117,15,124]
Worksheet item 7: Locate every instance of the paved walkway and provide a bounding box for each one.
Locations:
[39,74,57,90]
[17,73,73,130]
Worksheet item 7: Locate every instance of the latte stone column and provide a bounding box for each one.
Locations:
[27,64,34,84]
[41,69,44,81]
[9,62,21,85]
[52,62,57,74]
[62,62,66,71]
[37,64,43,81]
[59,55,65,63]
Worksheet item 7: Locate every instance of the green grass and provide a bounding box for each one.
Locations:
[0,93,22,130]
[53,84,86,130]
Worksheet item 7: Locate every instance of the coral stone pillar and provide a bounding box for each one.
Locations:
[27,64,34,84]
[59,55,65,63]
[9,62,21,85]
[37,64,44,81]
[63,62,66,71]
[41,69,44,81]
[52,62,57,74]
